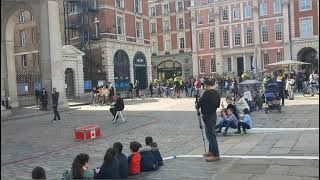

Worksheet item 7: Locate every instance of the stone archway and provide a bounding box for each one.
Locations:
[157,60,182,81]
[133,52,147,89]
[113,50,130,90]
[65,68,75,99]
[297,47,318,73]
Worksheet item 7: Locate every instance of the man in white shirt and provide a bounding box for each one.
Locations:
[243,87,252,102]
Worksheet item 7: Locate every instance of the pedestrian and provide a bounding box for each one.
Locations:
[31,166,46,180]
[40,88,48,111]
[35,89,40,105]
[51,88,61,122]
[149,82,153,97]
[276,71,285,106]
[194,78,201,98]
[287,74,295,100]
[196,79,221,162]
[109,93,124,121]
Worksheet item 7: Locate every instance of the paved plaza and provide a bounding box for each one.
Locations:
[1,95,319,179]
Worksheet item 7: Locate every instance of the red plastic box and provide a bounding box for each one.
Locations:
[74,125,101,141]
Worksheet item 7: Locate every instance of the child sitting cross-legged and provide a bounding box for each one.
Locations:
[128,141,142,176]
[235,108,252,135]
[216,108,238,136]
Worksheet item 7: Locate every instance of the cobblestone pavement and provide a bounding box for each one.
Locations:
[1,95,319,179]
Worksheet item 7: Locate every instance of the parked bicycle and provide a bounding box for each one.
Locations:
[302,82,319,97]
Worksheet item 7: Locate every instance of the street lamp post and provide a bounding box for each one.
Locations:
[173,56,175,78]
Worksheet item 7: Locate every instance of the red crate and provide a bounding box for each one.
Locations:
[74,125,101,141]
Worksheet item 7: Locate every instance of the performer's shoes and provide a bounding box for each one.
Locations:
[205,156,220,162]
[51,120,57,123]
[234,131,241,134]
[215,130,222,133]
[203,152,213,157]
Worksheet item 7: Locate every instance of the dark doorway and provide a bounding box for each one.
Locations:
[297,47,318,74]
[65,68,75,98]
[114,50,130,90]
[133,52,147,89]
[157,60,182,81]
[237,57,244,76]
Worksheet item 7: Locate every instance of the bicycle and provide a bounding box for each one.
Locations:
[302,82,319,97]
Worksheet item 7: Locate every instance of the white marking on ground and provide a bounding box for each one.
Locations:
[163,155,319,160]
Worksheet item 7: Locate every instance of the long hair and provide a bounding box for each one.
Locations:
[72,153,89,179]
[31,166,46,179]
[104,148,116,164]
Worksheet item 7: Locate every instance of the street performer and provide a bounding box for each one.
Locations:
[196,79,221,162]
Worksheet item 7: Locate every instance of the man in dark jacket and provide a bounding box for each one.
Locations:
[40,88,48,111]
[113,142,128,179]
[51,88,60,122]
[196,79,220,162]
[110,93,124,120]
[145,136,163,166]
[138,145,159,172]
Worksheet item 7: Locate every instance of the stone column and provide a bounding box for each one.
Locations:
[191,10,199,77]
[241,23,245,47]
[253,1,262,72]
[214,6,223,74]
[282,0,291,61]
[33,0,69,109]
[243,53,247,72]
[1,41,9,111]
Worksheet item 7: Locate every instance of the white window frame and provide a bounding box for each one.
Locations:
[116,0,124,8]
[116,16,124,35]
[19,12,25,23]
[179,37,185,49]
[227,58,232,72]
[244,6,252,18]
[210,58,216,73]
[163,4,169,15]
[276,51,283,62]
[71,4,78,13]
[261,25,268,43]
[165,39,171,52]
[300,0,312,11]
[197,14,203,25]
[263,53,270,68]
[222,9,228,21]
[150,7,156,16]
[151,22,157,33]
[246,27,253,45]
[152,42,157,53]
[208,11,214,23]
[178,17,184,29]
[208,0,214,3]
[21,55,27,68]
[199,59,205,74]
[274,23,282,41]
[209,31,215,48]
[300,17,313,38]
[20,31,26,46]
[134,0,142,14]
[199,33,204,49]
[233,8,240,20]
[136,20,143,39]
[163,20,170,32]
[273,0,281,14]
[177,1,184,12]
[260,3,267,16]
[234,28,241,46]
[223,30,229,47]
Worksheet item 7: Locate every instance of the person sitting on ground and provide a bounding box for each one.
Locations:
[62,153,94,179]
[138,138,159,172]
[128,141,142,176]
[32,166,46,180]
[234,94,250,114]
[145,136,163,166]
[113,142,128,179]
[109,93,125,121]
[243,86,252,102]
[215,108,227,130]
[94,148,120,179]
[216,108,238,136]
[221,96,239,120]
[235,108,253,135]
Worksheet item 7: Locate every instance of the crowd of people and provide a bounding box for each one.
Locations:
[31,137,163,179]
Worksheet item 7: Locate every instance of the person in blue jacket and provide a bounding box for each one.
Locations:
[145,136,163,166]
[138,139,159,172]
[235,108,253,134]
[113,142,128,179]
[94,148,120,179]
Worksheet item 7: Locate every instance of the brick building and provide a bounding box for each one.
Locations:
[66,0,152,90]
[189,0,318,78]
[149,0,193,81]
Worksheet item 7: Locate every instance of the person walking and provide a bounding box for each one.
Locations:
[287,74,295,100]
[196,80,221,162]
[277,71,285,106]
[149,82,154,97]
[51,88,61,122]
[40,88,48,111]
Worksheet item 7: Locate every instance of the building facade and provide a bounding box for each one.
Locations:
[149,0,193,81]
[66,0,152,90]
[189,0,318,78]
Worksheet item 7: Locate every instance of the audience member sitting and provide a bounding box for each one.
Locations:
[235,108,253,135]
[139,140,159,172]
[94,148,120,179]
[128,141,142,176]
[32,166,46,180]
[221,96,239,120]
[145,136,163,166]
[62,153,94,179]
[109,93,125,121]
[235,94,250,114]
[113,142,128,179]
[216,108,238,136]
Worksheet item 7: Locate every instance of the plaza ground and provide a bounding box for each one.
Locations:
[1,95,319,179]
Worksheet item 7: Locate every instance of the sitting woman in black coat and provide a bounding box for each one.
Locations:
[94,148,120,179]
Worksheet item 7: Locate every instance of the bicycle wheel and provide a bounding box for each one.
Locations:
[303,86,312,97]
